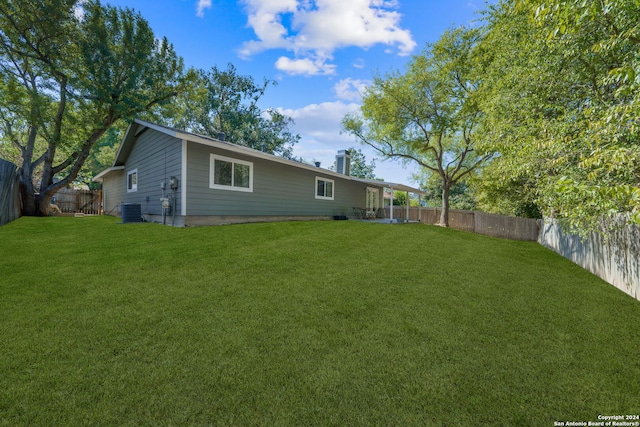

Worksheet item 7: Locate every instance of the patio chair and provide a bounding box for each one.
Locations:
[352,207,365,219]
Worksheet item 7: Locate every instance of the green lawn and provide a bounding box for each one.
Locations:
[1,216,639,426]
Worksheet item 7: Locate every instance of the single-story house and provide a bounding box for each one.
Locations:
[93,119,425,226]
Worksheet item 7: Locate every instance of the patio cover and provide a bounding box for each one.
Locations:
[352,178,428,195]
[352,178,427,223]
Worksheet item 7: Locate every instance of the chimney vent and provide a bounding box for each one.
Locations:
[336,150,351,176]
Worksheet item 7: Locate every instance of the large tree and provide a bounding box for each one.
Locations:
[0,0,185,216]
[169,63,299,158]
[342,27,492,226]
[416,170,477,211]
[475,0,640,233]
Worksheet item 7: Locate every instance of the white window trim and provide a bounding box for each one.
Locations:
[209,154,253,192]
[315,176,335,200]
[127,169,138,193]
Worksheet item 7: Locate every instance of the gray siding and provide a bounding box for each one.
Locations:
[186,141,369,217]
[121,129,183,216]
[102,170,125,215]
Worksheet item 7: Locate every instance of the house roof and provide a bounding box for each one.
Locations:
[92,166,124,182]
[94,119,426,195]
[104,119,358,181]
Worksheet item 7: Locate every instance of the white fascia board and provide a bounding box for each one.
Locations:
[352,178,427,195]
[112,121,137,166]
[134,119,180,138]
[92,166,125,182]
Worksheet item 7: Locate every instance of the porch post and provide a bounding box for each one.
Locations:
[406,191,409,222]
[389,187,394,222]
[418,195,422,222]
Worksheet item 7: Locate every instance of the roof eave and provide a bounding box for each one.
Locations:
[131,119,353,180]
[352,177,427,195]
[116,119,422,188]
[92,165,125,182]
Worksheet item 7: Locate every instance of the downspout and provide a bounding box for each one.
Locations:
[389,187,394,222]
[172,194,177,226]
[161,182,166,225]
[169,176,178,227]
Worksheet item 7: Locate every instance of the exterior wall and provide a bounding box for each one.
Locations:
[183,215,333,227]
[185,141,370,218]
[102,170,125,216]
[121,129,183,217]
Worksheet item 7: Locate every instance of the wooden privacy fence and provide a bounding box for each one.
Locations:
[53,187,102,214]
[383,207,540,241]
[0,159,21,226]
[539,216,640,301]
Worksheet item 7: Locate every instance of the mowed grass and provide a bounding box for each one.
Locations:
[1,216,639,426]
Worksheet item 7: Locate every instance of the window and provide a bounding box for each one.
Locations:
[210,154,253,192]
[127,169,138,192]
[315,177,334,200]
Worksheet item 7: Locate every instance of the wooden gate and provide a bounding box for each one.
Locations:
[53,187,102,214]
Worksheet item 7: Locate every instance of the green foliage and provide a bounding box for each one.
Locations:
[475,0,640,232]
[168,63,299,158]
[343,27,492,226]
[417,170,477,210]
[2,217,639,424]
[77,124,127,189]
[392,190,407,206]
[0,0,186,214]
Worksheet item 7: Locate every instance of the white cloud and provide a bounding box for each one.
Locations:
[275,56,336,76]
[333,78,370,102]
[73,0,87,20]
[277,100,417,183]
[239,0,416,75]
[196,0,212,17]
[277,101,360,163]
[279,101,360,139]
[352,58,366,69]
[237,0,297,55]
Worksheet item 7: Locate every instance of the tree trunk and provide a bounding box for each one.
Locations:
[20,185,53,217]
[19,173,37,216]
[36,191,54,216]
[19,172,55,217]
[439,183,451,227]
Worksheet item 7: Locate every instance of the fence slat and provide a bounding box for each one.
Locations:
[0,159,21,226]
[539,216,640,301]
[52,187,102,214]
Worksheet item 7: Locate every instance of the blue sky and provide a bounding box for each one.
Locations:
[104,0,491,184]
